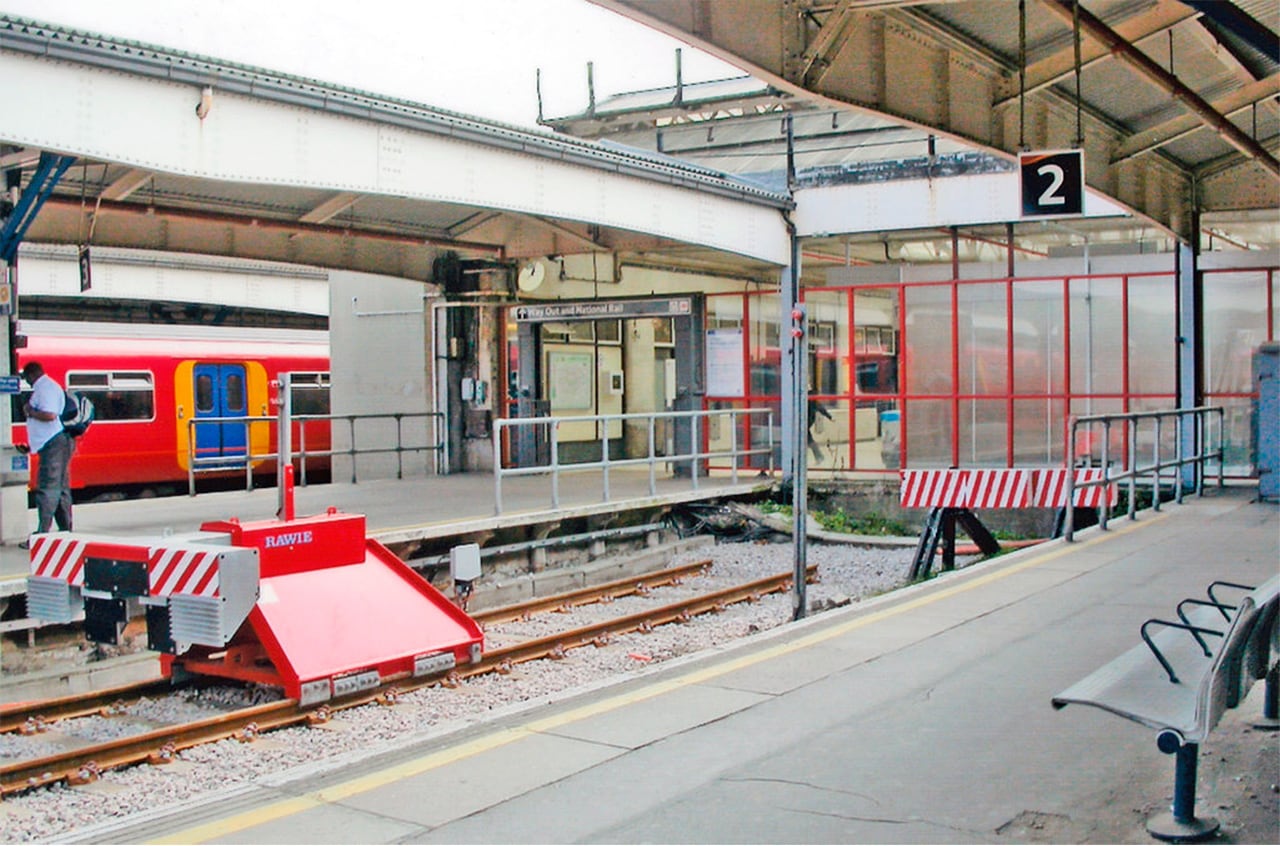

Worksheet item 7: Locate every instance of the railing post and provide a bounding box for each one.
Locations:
[394,413,404,480]
[551,421,561,509]
[245,420,254,492]
[647,415,656,496]
[769,409,776,475]
[1128,418,1138,521]
[298,421,308,487]
[187,419,196,497]
[493,422,504,515]
[349,416,358,484]
[1192,411,1203,497]
[1216,407,1225,488]
[1174,413,1185,504]
[1064,416,1077,542]
[691,414,700,490]
[729,409,740,484]
[1100,419,1111,531]
[1153,416,1163,511]
[601,415,611,503]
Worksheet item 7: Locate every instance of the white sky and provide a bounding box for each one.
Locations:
[0,0,746,130]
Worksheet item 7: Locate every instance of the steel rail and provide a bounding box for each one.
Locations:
[0,699,306,796]
[0,679,181,735]
[471,559,714,625]
[461,565,816,677]
[0,561,715,734]
[0,565,812,797]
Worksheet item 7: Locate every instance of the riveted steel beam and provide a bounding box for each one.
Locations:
[1039,0,1280,178]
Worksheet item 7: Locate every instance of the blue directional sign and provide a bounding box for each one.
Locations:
[0,375,22,394]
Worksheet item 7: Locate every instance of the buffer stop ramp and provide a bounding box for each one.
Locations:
[27,507,483,706]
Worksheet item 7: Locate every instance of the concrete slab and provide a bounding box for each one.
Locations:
[536,681,770,749]
[208,801,422,846]
[334,729,625,830]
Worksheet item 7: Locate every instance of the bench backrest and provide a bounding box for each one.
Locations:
[1200,576,1279,734]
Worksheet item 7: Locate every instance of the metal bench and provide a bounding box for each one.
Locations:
[1052,575,1280,842]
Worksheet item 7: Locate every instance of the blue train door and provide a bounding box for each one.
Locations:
[193,363,248,465]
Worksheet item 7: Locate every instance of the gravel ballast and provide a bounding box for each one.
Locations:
[0,539,938,843]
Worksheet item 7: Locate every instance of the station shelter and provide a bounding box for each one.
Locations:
[1,8,1278,516]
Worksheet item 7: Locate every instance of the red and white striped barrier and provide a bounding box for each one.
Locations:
[899,469,972,508]
[28,536,88,585]
[1028,468,1116,508]
[966,469,1032,509]
[901,468,1115,509]
[149,548,223,598]
[29,536,225,598]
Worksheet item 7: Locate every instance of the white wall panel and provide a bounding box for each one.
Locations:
[0,52,789,265]
[794,172,1130,237]
[15,245,329,314]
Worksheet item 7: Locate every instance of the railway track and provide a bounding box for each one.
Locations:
[0,561,813,797]
[0,559,713,737]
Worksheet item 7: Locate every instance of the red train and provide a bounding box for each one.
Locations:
[12,322,331,500]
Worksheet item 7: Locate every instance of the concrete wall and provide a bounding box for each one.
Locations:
[329,271,437,482]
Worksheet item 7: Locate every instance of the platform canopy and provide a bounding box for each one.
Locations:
[0,16,794,285]
[589,0,1279,250]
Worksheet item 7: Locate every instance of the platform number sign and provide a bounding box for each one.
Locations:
[1019,150,1084,218]
[78,245,92,292]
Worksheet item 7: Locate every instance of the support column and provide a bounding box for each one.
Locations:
[1176,232,1202,490]
[0,257,26,545]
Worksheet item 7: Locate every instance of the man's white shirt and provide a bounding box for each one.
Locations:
[27,374,64,453]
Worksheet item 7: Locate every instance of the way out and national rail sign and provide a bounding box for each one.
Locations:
[1019,150,1084,218]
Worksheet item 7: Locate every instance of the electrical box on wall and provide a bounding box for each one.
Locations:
[607,371,624,395]
[450,543,482,582]
[460,378,488,404]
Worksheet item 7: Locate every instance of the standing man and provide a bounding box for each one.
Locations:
[19,361,72,543]
[807,397,833,463]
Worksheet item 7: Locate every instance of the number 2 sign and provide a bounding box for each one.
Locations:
[1019,150,1084,218]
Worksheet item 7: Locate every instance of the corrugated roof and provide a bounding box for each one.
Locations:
[0,15,791,209]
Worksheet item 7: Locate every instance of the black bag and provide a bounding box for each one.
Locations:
[60,390,95,437]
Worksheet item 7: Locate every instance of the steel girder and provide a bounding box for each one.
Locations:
[590,0,1280,244]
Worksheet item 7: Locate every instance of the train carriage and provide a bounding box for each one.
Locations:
[12,322,330,499]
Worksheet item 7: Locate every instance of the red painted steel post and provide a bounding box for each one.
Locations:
[283,464,295,521]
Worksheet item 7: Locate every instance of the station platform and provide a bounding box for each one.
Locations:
[0,468,775,590]
[59,484,1279,844]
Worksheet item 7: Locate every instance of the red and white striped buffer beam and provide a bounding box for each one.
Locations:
[26,532,259,647]
[900,468,1117,509]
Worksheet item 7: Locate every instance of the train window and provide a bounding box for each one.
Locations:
[66,371,155,421]
[196,374,214,413]
[289,372,331,416]
[223,374,246,413]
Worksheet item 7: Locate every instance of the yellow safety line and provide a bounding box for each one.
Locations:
[151,512,1165,844]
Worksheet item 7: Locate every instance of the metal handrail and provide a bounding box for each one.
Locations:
[185,411,444,495]
[1064,406,1225,541]
[491,407,775,514]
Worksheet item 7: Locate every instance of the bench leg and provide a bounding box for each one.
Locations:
[1146,738,1220,843]
[1255,664,1279,730]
